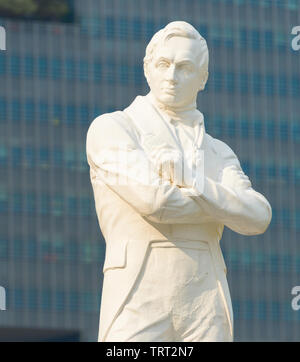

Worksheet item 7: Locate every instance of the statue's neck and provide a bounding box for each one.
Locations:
[148,92,198,120]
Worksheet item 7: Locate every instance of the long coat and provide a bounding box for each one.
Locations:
[86,95,272,342]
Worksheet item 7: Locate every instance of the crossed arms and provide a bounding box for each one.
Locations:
[86,114,272,236]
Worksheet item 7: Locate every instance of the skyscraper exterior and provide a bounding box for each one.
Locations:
[0,0,299,341]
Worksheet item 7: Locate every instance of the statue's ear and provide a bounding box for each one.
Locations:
[199,71,209,91]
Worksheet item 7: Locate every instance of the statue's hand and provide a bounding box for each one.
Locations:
[221,165,252,191]
[148,144,183,185]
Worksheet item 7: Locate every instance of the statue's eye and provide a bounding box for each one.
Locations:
[177,63,194,72]
[157,61,169,69]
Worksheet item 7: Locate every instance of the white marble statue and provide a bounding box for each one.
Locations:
[86,21,272,342]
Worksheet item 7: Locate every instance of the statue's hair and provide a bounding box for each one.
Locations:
[144,21,209,89]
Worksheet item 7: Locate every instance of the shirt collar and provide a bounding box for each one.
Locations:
[146,93,204,128]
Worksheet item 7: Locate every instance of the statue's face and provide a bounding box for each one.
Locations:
[145,36,203,108]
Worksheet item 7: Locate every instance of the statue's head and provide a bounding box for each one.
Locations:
[144,21,209,109]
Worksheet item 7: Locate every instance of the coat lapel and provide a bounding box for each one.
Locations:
[124,95,182,152]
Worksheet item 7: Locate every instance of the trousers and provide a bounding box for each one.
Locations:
[105,240,233,342]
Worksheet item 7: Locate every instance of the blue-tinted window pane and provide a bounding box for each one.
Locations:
[0,238,8,258]
[11,100,21,122]
[79,61,88,81]
[24,56,34,77]
[65,59,75,80]
[105,17,115,38]
[41,290,51,310]
[27,239,37,259]
[38,57,48,78]
[240,73,249,94]
[52,58,62,79]
[0,54,6,74]
[0,98,7,121]
[55,291,65,311]
[25,100,35,122]
[28,289,37,310]
[12,147,22,166]
[225,72,235,92]
[10,55,20,76]
[93,62,102,82]
[14,289,23,310]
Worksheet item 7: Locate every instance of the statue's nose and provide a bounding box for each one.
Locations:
[165,64,177,82]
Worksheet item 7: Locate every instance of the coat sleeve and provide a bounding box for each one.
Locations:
[86,113,216,224]
[190,139,272,235]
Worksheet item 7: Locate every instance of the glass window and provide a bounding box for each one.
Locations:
[266,120,275,140]
[239,28,247,48]
[68,196,77,216]
[69,291,79,311]
[292,76,300,97]
[240,118,249,137]
[14,289,24,310]
[0,54,6,74]
[28,289,38,310]
[251,30,260,50]
[25,100,35,122]
[0,145,8,166]
[82,292,94,312]
[52,58,62,79]
[41,290,51,311]
[133,65,143,85]
[53,103,62,120]
[53,148,63,167]
[11,100,21,122]
[38,57,48,78]
[253,120,262,138]
[252,73,261,94]
[132,18,142,40]
[65,59,75,80]
[291,121,300,142]
[66,105,76,124]
[226,117,236,137]
[39,102,48,122]
[244,300,254,320]
[279,121,289,141]
[239,73,248,94]
[79,61,88,81]
[264,31,273,51]
[64,148,76,168]
[119,18,128,39]
[0,97,7,121]
[13,238,22,259]
[225,72,235,92]
[39,147,49,166]
[213,71,223,92]
[24,56,34,77]
[145,20,155,41]
[53,195,63,216]
[257,301,267,320]
[270,301,280,320]
[93,62,102,82]
[12,147,22,166]
[120,63,129,85]
[27,238,37,259]
[0,238,8,258]
[40,194,50,215]
[26,193,36,214]
[55,291,65,311]
[105,63,116,83]
[10,55,20,76]
[105,17,115,38]
[265,75,274,96]
[278,76,287,97]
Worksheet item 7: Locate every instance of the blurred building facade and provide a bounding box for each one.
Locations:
[0,0,299,341]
